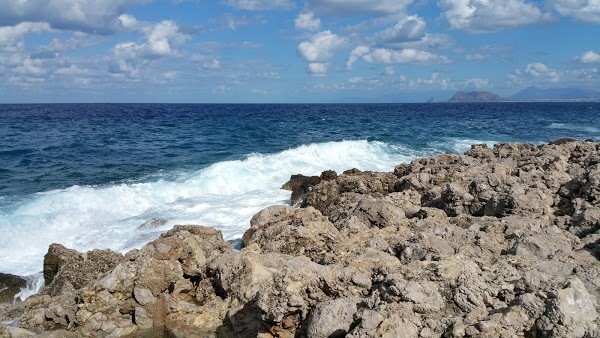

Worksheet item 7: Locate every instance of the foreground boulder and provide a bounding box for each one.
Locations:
[2,140,600,337]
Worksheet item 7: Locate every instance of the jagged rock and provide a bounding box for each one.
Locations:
[281,171,338,205]
[282,174,322,205]
[0,273,26,303]
[243,205,339,263]
[43,247,123,297]
[43,244,79,287]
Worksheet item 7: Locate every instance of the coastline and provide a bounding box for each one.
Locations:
[1,139,600,337]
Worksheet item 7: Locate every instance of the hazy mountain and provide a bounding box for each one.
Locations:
[510,86,600,101]
[447,91,505,102]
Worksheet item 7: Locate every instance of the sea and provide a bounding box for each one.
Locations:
[1,102,599,298]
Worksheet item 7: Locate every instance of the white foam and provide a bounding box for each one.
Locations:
[0,140,425,279]
[547,123,600,134]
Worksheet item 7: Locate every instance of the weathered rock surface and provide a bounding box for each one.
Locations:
[4,140,600,337]
[281,171,338,205]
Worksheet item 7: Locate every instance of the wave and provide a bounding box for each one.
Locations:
[0,140,429,278]
[427,138,499,154]
[547,123,600,134]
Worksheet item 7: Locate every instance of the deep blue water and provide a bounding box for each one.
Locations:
[1,102,599,280]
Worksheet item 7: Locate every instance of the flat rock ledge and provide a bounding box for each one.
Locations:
[2,139,600,338]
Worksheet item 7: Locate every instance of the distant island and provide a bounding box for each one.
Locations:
[434,86,600,103]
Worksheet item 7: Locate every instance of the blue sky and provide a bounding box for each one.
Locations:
[0,0,599,103]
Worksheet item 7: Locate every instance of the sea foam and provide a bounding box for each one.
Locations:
[0,140,426,280]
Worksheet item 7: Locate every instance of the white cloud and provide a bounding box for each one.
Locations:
[0,22,52,51]
[109,19,189,77]
[54,64,89,75]
[576,51,600,64]
[407,72,451,90]
[14,58,47,75]
[118,14,143,31]
[307,62,328,75]
[550,0,600,23]
[362,48,450,65]
[376,15,426,43]
[147,21,188,56]
[439,0,550,33]
[0,0,147,33]
[297,30,347,63]
[216,13,266,31]
[295,11,321,31]
[508,62,561,84]
[466,53,487,62]
[465,77,490,88]
[202,59,221,70]
[385,33,454,51]
[345,45,370,69]
[305,0,413,16]
[223,0,294,10]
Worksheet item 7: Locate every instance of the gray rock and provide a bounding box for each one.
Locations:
[306,298,358,338]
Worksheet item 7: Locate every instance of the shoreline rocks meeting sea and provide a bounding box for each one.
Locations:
[1,139,600,337]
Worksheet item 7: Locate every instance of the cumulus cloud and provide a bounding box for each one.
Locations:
[361,48,450,65]
[465,77,490,88]
[0,22,52,51]
[376,15,426,43]
[14,58,47,75]
[109,18,189,77]
[201,59,221,70]
[550,0,600,23]
[345,45,370,69]
[305,0,413,16]
[576,51,600,64]
[439,0,550,33]
[223,0,294,11]
[406,72,451,90]
[297,30,347,63]
[295,11,321,31]
[307,62,328,75]
[508,62,561,84]
[0,0,147,33]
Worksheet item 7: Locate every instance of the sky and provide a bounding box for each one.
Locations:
[0,0,599,103]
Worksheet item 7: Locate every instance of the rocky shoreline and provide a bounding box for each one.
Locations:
[1,139,600,337]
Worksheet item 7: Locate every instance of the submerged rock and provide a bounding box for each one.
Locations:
[6,139,600,337]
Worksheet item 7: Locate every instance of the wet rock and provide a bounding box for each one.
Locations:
[138,218,168,230]
[0,273,26,303]
[282,174,322,205]
[43,247,123,297]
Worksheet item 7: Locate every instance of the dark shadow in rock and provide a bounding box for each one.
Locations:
[216,300,264,338]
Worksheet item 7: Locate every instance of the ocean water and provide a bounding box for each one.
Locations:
[1,102,599,296]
